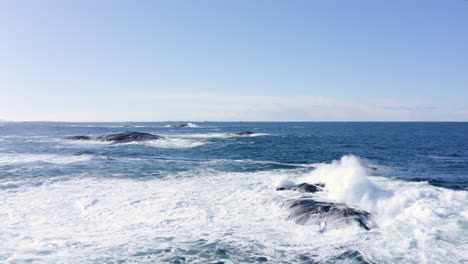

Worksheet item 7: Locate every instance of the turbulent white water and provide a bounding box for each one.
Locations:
[1,155,466,263]
[0,153,94,165]
[143,138,207,148]
[61,137,207,149]
[164,123,200,128]
[169,133,270,139]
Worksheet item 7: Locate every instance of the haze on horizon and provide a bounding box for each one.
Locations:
[1,0,467,122]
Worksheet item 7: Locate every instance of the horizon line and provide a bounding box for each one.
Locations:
[2,120,468,123]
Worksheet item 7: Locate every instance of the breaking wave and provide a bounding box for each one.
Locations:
[164,122,200,128]
[164,132,270,139]
[0,153,94,165]
[276,155,468,231]
[143,138,207,148]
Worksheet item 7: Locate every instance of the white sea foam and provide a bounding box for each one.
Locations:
[186,122,199,127]
[165,133,234,139]
[102,137,207,148]
[210,158,318,168]
[163,132,270,139]
[61,139,112,146]
[142,138,207,148]
[247,133,270,137]
[0,153,93,165]
[59,124,124,128]
[0,156,466,263]
[164,122,199,128]
[121,125,166,128]
[61,137,206,149]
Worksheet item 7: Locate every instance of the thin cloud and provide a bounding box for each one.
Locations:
[110,92,440,122]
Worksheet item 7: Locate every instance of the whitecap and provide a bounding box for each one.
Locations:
[186,122,199,127]
[61,136,206,149]
[248,133,270,137]
[143,138,207,148]
[166,133,234,139]
[164,122,199,128]
[0,153,94,165]
[161,132,270,139]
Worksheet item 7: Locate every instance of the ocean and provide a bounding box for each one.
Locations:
[0,122,467,263]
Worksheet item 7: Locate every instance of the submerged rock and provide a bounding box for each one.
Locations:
[285,199,375,231]
[96,132,162,143]
[277,183,324,193]
[62,135,91,140]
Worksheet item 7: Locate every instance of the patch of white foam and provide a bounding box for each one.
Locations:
[62,137,206,149]
[123,125,166,128]
[215,158,318,168]
[0,153,93,165]
[248,133,270,137]
[166,133,233,139]
[143,138,207,148]
[186,122,199,127]
[162,132,270,139]
[61,139,112,147]
[164,123,199,128]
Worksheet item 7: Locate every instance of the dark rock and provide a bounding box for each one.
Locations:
[61,132,163,144]
[172,123,189,128]
[285,199,375,231]
[233,131,254,136]
[62,135,91,140]
[96,132,162,143]
[277,183,324,193]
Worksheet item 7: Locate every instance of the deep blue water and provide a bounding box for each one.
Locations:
[0,122,467,263]
[1,122,467,189]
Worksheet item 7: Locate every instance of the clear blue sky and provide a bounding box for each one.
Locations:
[1,0,467,121]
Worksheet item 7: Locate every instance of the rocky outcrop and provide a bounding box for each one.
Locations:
[277,183,324,193]
[96,132,162,143]
[277,183,375,231]
[285,199,375,231]
[62,132,162,144]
